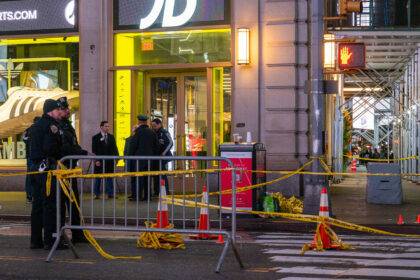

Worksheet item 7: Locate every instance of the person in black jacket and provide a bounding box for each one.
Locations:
[29,99,67,250]
[91,121,119,199]
[57,97,88,244]
[22,116,41,203]
[128,115,159,201]
[151,118,173,195]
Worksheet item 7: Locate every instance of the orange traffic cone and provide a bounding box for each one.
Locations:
[397,214,404,225]
[216,234,225,244]
[314,187,332,248]
[156,180,169,228]
[350,159,357,172]
[190,186,217,240]
[415,215,420,224]
[302,187,351,254]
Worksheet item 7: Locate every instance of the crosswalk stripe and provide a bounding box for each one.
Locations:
[257,234,419,242]
[269,256,420,268]
[274,266,420,279]
[280,278,366,280]
[264,248,420,258]
[256,239,420,248]
[258,232,420,279]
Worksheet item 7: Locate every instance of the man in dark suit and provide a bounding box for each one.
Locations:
[92,121,119,199]
[128,115,159,201]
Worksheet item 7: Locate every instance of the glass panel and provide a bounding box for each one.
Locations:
[150,77,177,155]
[0,37,79,166]
[212,67,231,156]
[115,29,231,66]
[185,76,207,157]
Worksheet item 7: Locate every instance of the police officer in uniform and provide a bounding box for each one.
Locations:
[29,99,67,250]
[23,116,41,203]
[57,97,88,244]
[128,115,159,200]
[151,118,173,195]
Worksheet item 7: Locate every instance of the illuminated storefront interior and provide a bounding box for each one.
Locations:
[0,36,80,166]
[113,29,232,158]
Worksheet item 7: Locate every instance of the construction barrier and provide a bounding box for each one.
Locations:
[3,155,420,271]
[45,156,244,273]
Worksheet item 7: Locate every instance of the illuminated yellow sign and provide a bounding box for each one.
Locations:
[115,70,132,157]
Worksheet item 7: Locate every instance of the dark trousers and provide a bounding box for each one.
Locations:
[65,179,83,239]
[130,162,149,200]
[153,161,169,196]
[31,172,65,246]
[94,178,114,196]
[25,159,34,200]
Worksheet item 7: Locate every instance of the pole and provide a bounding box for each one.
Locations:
[303,0,327,215]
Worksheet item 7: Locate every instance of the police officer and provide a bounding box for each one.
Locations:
[57,96,88,244]
[151,118,173,195]
[128,115,159,200]
[29,99,67,250]
[23,116,41,203]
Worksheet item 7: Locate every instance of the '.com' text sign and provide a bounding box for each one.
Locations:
[114,0,229,30]
[0,0,77,34]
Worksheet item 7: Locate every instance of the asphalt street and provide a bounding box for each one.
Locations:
[257,232,420,279]
[1,222,420,279]
[0,222,276,280]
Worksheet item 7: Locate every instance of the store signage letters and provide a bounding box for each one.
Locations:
[0,142,26,160]
[115,0,228,30]
[0,10,37,21]
[139,0,197,29]
[0,0,76,33]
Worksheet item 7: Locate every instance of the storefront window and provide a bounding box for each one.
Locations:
[212,67,231,156]
[115,29,231,66]
[0,36,79,165]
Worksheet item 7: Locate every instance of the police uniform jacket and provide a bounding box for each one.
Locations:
[156,128,173,157]
[28,114,62,169]
[22,125,37,160]
[59,119,88,168]
[128,124,159,169]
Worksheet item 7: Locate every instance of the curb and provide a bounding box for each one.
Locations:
[2,215,420,235]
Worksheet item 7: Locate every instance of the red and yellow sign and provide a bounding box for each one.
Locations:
[338,43,365,70]
[141,39,154,51]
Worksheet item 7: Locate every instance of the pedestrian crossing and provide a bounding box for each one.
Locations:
[257,232,420,279]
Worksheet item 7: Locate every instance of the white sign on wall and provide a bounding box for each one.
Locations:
[352,97,375,130]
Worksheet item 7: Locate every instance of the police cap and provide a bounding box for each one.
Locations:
[43,99,62,114]
[137,114,149,121]
[57,96,69,109]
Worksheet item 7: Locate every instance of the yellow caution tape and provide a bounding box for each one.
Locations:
[166,197,420,239]
[345,155,418,162]
[173,160,315,198]
[301,222,353,254]
[137,222,185,250]
[52,165,142,260]
[271,193,303,214]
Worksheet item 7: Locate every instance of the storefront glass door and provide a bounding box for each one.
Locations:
[146,73,207,157]
[149,76,177,156]
[184,75,208,157]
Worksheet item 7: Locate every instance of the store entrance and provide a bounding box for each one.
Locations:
[145,72,208,157]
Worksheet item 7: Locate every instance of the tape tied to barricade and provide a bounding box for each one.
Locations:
[52,164,143,261]
[166,197,420,239]
[345,155,418,162]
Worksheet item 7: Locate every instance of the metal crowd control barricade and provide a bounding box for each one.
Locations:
[46,156,243,273]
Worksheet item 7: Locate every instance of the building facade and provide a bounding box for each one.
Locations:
[0,0,309,195]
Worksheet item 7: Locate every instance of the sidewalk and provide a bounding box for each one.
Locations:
[1,174,420,233]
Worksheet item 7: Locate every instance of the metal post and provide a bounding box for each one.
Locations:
[303,0,327,215]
